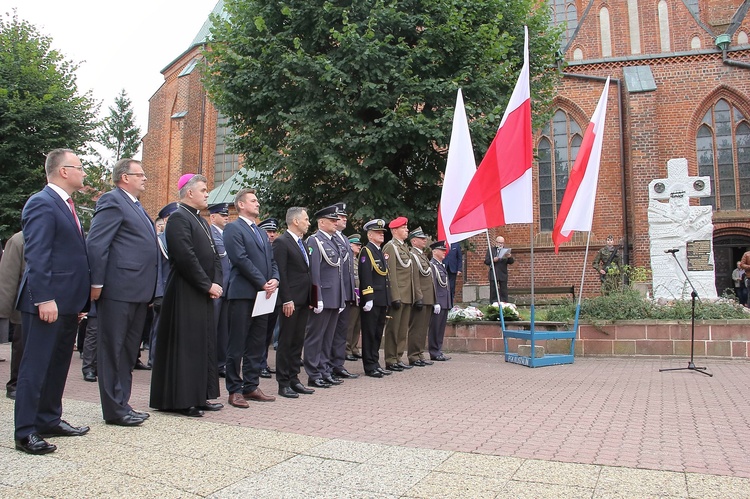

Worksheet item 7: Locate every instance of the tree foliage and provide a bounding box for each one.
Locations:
[203,0,561,230]
[0,12,97,240]
[96,89,142,163]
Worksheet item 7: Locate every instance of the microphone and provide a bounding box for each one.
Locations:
[664,248,679,254]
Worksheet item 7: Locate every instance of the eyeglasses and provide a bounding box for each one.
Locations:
[125,172,146,177]
[62,165,85,171]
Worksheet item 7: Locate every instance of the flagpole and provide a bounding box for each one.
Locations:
[528,223,536,358]
[572,232,592,345]
[485,230,505,331]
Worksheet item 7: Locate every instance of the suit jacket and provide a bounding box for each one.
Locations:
[0,231,24,323]
[484,246,515,281]
[87,188,158,303]
[431,258,451,309]
[16,185,90,315]
[210,224,231,290]
[306,231,344,309]
[333,231,356,302]
[273,231,311,306]
[224,219,279,300]
[410,247,435,305]
[444,242,462,274]
[358,242,391,307]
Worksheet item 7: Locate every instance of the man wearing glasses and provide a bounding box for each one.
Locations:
[87,158,158,427]
[14,149,91,454]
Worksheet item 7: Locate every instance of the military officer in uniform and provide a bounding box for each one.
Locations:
[304,206,345,388]
[258,218,280,378]
[382,217,420,372]
[208,203,231,378]
[428,241,451,361]
[406,227,435,367]
[358,219,392,378]
[345,234,363,361]
[592,235,622,294]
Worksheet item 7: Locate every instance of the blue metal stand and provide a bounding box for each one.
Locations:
[502,304,580,367]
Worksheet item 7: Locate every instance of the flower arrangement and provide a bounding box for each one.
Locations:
[447,306,484,322]
[447,302,521,323]
[486,302,520,321]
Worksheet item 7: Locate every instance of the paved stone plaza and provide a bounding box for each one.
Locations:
[1,343,750,497]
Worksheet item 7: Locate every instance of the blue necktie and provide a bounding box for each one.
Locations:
[297,237,309,266]
[135,201,155,235]
[250,223,265,250]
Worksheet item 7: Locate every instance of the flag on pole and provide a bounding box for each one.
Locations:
[437,89,485,245]
[449,26,533,234]
[552,77,611,253]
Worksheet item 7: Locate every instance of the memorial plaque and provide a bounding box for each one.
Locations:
[686,240,713,271]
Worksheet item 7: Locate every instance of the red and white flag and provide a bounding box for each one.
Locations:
[450,26,533,234]
[552,77,611,253]
[437,89,484,244]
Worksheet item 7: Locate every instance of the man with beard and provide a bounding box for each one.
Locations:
[149,174,224,417]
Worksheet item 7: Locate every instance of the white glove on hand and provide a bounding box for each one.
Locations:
[314,301,324,314]
[363,300,373,312]
[433,304,441,315]
[338,307,345,313]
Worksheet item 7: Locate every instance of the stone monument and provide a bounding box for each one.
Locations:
[647,158,717,299]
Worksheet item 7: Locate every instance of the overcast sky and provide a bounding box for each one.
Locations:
[2,0,220,158]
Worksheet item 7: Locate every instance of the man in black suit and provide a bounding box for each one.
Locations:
[358,219,392,378]
[14,149,91,454]
[484,236,514,303]
[223,188,280,408]
[272,207,315,398]
[87,158,159,427]
[208,203,231,378]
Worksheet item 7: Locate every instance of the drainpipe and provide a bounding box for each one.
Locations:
[558,68,630,265]
[716,34,750,70]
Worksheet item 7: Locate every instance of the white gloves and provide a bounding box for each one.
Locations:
[363,300,373,312]
[338,307,345,313]
[433,304,441,315]
[314,301,324,314]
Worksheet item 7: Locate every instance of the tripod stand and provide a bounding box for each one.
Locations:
[659,249,712,376]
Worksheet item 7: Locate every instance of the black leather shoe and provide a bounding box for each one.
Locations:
[397,362,413,369]
[218,369,226,378]
[198,402,224,411]
[409,360,426,367]
[354,353,362,359]
[323,375,343,385]
[15,433,56,455]
[266,367,276,374]
[376,367,392,376]
[334,369,359,379]
[278,386,299,398]
[83,371,97,382]
[345,354,358,361]
[365,370,384,378]
[421,359,434,366]
[39,420,89,437]
[175,407,204,417]
[385,363,403,372]
[260,368,272,378]
[130,410,150,419]
[309,378,332,388]
[291,382,315,394]
[432,355,451,361]
[134,360,151,370]
[106,414,145,426]
[7,389,16,400]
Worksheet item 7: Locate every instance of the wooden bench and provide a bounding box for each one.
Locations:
[507,286,576,305]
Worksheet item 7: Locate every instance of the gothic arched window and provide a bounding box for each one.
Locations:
[550,0,578,44]
[538,110,583,231]
[696,99,750,210]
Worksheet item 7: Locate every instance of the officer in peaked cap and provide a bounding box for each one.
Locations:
[357,219,391,378]
[256,217,281,378]
[382,216,419,372]
[257,218,278,232]
[345,233,363,361]
[428,240,451,362]
[157,202,178,221]
[208,203,229,216]
[206,203,231,378]
[313,205,340,220]
[406,227,435,366]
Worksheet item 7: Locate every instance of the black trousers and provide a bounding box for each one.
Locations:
[360,305,386,372]
[276,305,309,387]
[225,299,267,395]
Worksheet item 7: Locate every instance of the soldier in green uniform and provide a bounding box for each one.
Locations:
[592,235,622,294]
[406,227,435,366]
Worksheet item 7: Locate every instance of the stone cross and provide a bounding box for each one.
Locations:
[647,158,717,300]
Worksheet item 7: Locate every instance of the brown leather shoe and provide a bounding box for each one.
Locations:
[243,388,276,402]
[228,393,249,409]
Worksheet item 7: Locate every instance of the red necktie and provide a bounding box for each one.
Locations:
[67,197,82,234]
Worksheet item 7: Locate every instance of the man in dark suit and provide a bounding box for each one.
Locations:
[304,206,345,388]
[14,149,91,455]
[485,236,514,303]
[208,203,231,378]
[87,158,159,427]
[444,242,462,303]
[272,207,315,398]
[358,219,392,378]
[428,241,452,361]
[223,188,280,408]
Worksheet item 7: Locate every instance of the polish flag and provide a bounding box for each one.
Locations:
[552,77,611,253]
[437,89,485,245]
[449,26,533,234]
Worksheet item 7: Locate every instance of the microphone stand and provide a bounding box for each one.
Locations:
[659,250,712,376]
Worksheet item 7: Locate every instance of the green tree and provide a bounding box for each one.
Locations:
[0,12,97,240]
[97,88,142,162]
[203,0,561,229]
